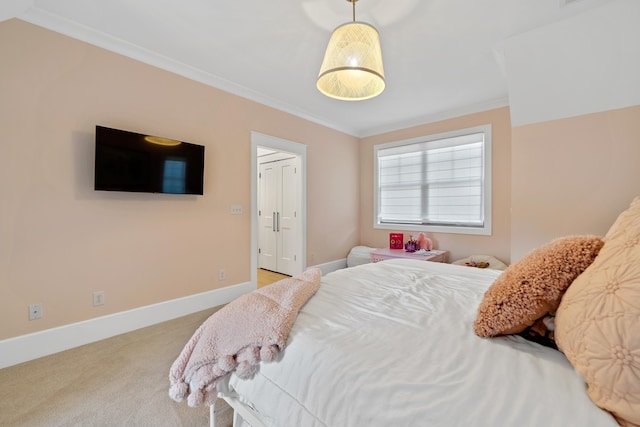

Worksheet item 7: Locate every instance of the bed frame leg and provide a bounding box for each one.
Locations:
[209,403,216,427]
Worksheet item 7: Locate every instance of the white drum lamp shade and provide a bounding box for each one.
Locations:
[317,21,385,101]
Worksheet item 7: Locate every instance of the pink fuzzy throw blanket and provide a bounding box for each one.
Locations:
[169,268,321,407]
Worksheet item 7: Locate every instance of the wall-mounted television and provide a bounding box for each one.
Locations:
[94,126,205,195]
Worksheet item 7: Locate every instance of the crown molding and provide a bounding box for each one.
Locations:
[18,6,359,136]
[359,97,510,138]
[17,6,510,139]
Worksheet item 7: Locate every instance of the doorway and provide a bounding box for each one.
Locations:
[257,269,290,288]
[250,132,306,288]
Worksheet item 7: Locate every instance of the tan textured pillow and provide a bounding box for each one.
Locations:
[556,197,640,427]
[474,235,604,337]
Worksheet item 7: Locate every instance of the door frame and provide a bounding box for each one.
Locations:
[251,132,306,287]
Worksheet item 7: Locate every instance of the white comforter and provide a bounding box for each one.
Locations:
[227,260,617,427]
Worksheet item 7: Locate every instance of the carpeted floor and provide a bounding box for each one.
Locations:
[0,307,233,427]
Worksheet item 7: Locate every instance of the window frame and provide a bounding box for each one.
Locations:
[373,124,492,236]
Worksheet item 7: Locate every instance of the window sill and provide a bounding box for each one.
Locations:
[374,222,492,236]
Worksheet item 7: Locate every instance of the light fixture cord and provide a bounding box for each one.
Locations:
[346,0,359,21]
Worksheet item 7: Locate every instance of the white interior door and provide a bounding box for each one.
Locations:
[258,156,299,275]
[258,162,278,272]
[276,160,298,275]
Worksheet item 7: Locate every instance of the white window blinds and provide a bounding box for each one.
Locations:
[377,131,486,229]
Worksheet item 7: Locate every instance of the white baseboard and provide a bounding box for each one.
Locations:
[0,281,254,369]
[1,261,348,370]
[311,258,347,276]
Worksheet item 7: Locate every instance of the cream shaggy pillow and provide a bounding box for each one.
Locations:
[556,197,640,427]
[474,235,604,337]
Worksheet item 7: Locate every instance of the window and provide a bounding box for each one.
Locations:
[374,124,491,235]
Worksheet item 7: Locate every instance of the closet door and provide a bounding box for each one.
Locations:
[258,162,278,272]
[276,160,297,275]
[258,158,299,275]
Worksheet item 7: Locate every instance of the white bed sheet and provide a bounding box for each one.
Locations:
[226,259,617,427]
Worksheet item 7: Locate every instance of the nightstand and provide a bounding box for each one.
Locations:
[370,248,448,263]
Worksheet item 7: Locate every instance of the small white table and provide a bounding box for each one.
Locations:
[370,248,447,263]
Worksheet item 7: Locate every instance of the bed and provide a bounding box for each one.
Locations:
[211,259,617,427]
[174,196,640,427]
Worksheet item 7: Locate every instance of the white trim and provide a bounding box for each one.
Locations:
[0,281,253,369]
[310,258,347,276]
[17,7,509,139]
[359,97,508,138]
[220,396,267,427]
[251,132,307,288]
[17,7,355,137]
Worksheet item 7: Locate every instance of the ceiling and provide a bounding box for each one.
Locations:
[3,0,613,137]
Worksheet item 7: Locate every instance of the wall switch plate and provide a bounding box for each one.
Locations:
[230,205,242,215]
[29,304,42,320]
[93,291,105,306]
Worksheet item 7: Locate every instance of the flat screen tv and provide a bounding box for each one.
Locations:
[94,126,205,195]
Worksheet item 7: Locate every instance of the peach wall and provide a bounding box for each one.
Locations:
[359,107,512,265]
[511,104,640,261]
[0,19,359,340]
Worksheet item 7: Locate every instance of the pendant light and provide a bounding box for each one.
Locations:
[317,0,385,101]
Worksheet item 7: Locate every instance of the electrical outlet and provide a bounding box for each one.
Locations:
[29,304,42,320]
[93,291,105,306]
[218,269,226,281]
[230,205,242,215]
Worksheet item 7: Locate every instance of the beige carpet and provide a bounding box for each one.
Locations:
[0,307,233,427]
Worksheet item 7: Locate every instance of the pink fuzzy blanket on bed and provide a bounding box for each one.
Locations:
[169,268,321,407]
